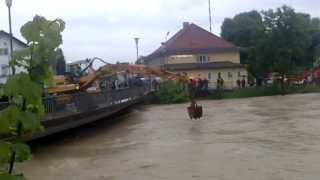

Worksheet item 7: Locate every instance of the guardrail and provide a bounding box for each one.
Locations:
[1,81,155,116]
[43,83,153,114]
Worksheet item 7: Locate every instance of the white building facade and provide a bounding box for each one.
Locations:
[0,30,27,84]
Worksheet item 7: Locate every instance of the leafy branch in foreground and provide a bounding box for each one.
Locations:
[0,15,65,180]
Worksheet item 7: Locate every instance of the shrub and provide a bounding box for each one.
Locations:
[208,83,320,100]
[156,81,189,104]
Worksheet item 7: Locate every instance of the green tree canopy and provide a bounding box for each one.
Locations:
[259,6,311,75]
[221,10,264,47]
[0,15,65,180]
[221,5,320,80]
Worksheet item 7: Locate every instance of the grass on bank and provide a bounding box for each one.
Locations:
[155,81,320,104]
[155,81,190,104]
[208,84,320,100]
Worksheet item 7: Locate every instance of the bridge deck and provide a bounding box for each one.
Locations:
[1,85,155,140]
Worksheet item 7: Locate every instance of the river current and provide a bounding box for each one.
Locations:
[18,93,320,180]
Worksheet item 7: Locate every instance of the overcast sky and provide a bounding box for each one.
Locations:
[0,0,319,63]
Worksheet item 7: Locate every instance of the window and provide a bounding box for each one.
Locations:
[0,48,9,56]
[198,55,209,64]
[238,72,241,77]
[1,65,9,76]
[208,72,211,80]
[228,72,233,79]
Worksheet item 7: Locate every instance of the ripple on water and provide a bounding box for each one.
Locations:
[17,93,320,180]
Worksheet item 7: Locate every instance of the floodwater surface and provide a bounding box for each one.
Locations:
[18,93,320,180]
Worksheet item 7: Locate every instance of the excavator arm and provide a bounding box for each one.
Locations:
[47,58,202,119]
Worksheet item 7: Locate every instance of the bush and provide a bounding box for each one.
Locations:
[208,83,320,100]
[156,81,189,104]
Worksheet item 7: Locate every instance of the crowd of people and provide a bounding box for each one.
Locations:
[236,77,247,89]
[189,78,209,97]
[99,75,147,91]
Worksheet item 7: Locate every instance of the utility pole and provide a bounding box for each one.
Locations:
[134,37,140,62]
[6,0,15,75]
[165,31,170,41]
[208,0,212,33]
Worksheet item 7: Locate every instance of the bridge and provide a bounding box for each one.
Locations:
[0,82,156,140]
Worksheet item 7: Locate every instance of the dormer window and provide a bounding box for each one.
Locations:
[198,55,209,64]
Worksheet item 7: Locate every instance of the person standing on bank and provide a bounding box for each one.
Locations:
[241,77,246,88]
[237,79,241,89]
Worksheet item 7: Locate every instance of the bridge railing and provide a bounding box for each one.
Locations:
[44,84,152,115]
[1,80,155,114]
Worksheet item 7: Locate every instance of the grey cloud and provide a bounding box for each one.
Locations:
[0,0,319,63]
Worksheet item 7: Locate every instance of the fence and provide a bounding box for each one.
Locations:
[1,82,154,115]
[43,84,152,114]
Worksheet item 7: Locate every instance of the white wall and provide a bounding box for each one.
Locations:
[0,35,26,84]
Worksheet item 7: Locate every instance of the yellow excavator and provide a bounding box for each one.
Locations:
[48,57,202,119]
[48,57,189,94]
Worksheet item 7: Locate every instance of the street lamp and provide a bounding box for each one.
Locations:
[208,0,212,33]
[134,37,140,62]
[5,0,15,75]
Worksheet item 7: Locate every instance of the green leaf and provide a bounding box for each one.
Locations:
[12,143,31,163]
[0,141,11,163]
[18,112,43,134]
[11,49,31,69]
[0,85,4,97]
[0,15,65,177]
[0,173,25,180]
[16,15,65,86]
[0,173,16,180]
[4,74,44,114]
[0,115,11,135]
[0,105,19,134]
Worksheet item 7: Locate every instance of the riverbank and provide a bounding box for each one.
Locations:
[155,82,320,104]
[207,84,320,100]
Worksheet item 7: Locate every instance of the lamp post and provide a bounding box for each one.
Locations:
[6,0,15,75]
[134,37,140,62]
[208,0,212,33]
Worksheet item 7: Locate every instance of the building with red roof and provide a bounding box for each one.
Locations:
[145,22,248,89]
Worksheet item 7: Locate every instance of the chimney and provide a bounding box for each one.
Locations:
[183,22,189,29]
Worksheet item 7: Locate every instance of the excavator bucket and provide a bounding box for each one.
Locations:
[187,102,203,119]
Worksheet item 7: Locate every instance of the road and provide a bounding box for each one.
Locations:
[18,93,320,180]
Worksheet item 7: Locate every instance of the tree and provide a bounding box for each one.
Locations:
[253,6,313,93]
[221,11,265,77]
[262,7,310,71]
[50,48,66,75]
[221,5,320,87]
[221,10,264,48]
[307,18,320,66]
[0,15,65,180]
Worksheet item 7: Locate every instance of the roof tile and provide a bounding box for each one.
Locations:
[148,23,237,58]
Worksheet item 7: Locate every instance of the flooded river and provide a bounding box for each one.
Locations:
[18,93,320,180]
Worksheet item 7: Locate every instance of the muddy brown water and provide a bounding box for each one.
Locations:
[17,93,320,180]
